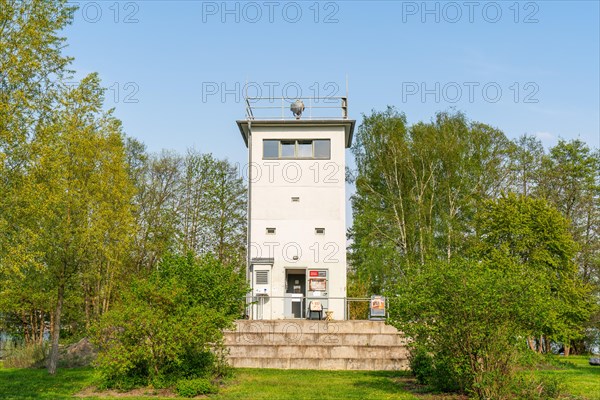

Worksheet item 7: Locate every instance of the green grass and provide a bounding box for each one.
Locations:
[217,369,417,399]
[534,356,600,400]
[0,367,97,399]
[0,357,597,399]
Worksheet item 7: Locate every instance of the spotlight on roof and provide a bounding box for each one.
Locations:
[290,99,305,119]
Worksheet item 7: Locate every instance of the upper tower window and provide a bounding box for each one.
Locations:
[263,139,330,159]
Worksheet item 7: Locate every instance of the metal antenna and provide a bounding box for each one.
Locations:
[346,74,349,99]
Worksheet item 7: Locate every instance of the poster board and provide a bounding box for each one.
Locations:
[309,277,327,291]
[370,295,386,319]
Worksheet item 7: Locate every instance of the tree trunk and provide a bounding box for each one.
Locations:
[39,311,45,346]
[564,343,570,356]
[527,337,536,351]
[22,311,30,344]
[48,281,64,375]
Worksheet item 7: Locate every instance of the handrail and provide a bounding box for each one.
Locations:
[244,96,349,121]
[245,295,387,321]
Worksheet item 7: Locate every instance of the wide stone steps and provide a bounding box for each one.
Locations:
[224,320,409,371]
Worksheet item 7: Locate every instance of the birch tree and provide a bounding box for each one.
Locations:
[349,108,512,292]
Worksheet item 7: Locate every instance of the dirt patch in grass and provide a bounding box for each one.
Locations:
[75,386,179,398]
[393,376,469,400]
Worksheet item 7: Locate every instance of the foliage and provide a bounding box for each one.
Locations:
[407,346,434,385]
[346,271,371,319]
[0,73,137,374]
[126,147,247,274]
[510,136,600,353]
[0,0,141,376]
[0,0,75,164]
[176,377,218,397]
[510,375,565,400]
[0,0,75,358]
[91,253,247,389]
[390,194,593,398]
[476,194,595,348]
[1,2,248,379]
[349,108,512,292]
[389,256,553,398]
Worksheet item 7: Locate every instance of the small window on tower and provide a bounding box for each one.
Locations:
[291,196,300,202]
[314,140,331,159]
[280,141,295,158]
[263,140,279,158]
[266,227,276,235]
[315,228,325,235]
[297,140,313,158]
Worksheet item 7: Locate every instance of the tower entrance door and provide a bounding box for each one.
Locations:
[285,270,306,318]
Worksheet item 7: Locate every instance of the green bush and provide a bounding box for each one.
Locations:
[176,378,218,397]
[91,253,248,389]
[408,346,433,385]
[389,257,558,398]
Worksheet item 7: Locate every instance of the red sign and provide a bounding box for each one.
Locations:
[309,270,319,277]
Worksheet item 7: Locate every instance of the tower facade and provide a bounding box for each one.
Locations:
[237,98,355,320]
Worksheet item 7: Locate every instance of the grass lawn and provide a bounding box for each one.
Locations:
[533,356,600,400]
[0,357,597,399]
[0,367,97,399]
[217,369,417,399]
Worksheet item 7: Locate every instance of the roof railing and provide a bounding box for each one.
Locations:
[244,96,348,120]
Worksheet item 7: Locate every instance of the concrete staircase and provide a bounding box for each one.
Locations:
[224,320,409,370]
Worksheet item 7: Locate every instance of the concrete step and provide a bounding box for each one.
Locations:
[227,344,408,359]
[226,320,399,334]
[223,320,409,371]
[225,332,407,346]
[229,357,409,370]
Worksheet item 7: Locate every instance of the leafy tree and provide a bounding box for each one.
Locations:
[537,140,600,289]
[507,137,600,352]
[127,149,246,273]
[0,0,75,358]
[127,149,182,274]
[91,253,248,388]
[475,193,594,353]
[1,75,136,374]
[349,108,512,292]
[509,134,544,197]
[390,194,590,397]
[0,0,74,164]
[0,0,75,276]
[177,151,246,266]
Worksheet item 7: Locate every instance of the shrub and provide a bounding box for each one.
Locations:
[91,253,248,388]
[176,378,218,397]
[408,346,433,385]
[389,257,554,398]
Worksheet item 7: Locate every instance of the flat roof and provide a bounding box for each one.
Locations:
[236,119,356,148]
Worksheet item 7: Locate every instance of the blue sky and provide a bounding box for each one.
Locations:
[63,0,599,165]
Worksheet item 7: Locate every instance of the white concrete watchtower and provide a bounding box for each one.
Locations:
[237,97,355,320]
